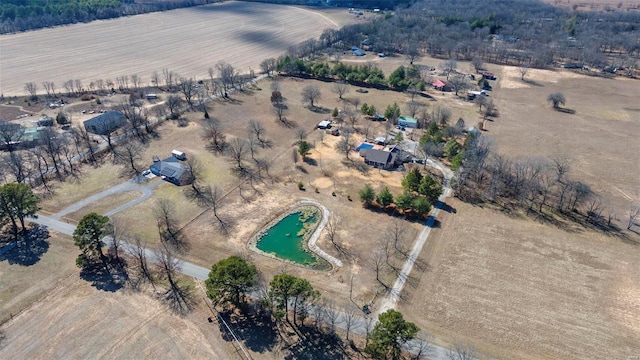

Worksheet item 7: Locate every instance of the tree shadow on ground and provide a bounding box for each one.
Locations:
[218,309,279,354]
[160,281,194,316]
[284,326,346,360]
[303,158,318,166]
[522,79,544,87]
[79,259,128,292]
[309,106,330,114]
[0,225,50,266]
[277,118,297,129]
[437,200,457,214]
[555,107,576,114]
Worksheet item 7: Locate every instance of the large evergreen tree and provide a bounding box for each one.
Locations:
[376,187,394,208]
[73,212,109,267]
[269,274,319,325]
[418,175,443,203]
[0,183,39,239]
[359,183,376,207]
[402,167,423,193]
[365,309,419,360]
[205,256,258,309]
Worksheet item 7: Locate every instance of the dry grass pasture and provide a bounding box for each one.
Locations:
[0,277,233,359]
[399,198,640,360]
[490,64,640,217]
[0,231,77,325]
[0,1,355,96]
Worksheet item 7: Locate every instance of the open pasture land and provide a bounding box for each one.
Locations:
[399,198,640,360]
[0,1,352,96]
[491,65,640,215]
[0,276,233,359]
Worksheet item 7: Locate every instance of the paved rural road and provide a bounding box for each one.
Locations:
[53,177,163,220]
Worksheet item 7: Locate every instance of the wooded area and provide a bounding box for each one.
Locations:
[0,0,223,33]
[317,0,639,71]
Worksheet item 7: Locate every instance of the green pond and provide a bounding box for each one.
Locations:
[256,211,322,267]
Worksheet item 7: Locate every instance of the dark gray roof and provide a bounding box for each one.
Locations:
[83,111,126,135]
[150,157,188,182]
[364,149,394,164]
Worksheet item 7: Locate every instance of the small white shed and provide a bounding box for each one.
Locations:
[172,149,186,161]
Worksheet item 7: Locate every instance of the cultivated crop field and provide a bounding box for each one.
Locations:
[0,1,354,96]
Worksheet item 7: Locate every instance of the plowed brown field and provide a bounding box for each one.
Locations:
[0,1,348,96]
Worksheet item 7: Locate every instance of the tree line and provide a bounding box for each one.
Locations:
[452,133,639,232]
[0,0,224,34]
[205,254,427,359]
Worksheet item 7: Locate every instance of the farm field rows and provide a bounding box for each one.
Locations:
[0,1,353,96]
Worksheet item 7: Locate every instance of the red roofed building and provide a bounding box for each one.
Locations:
[432,79,450,91]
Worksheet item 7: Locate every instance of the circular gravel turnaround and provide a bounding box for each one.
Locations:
[0,1,339,96]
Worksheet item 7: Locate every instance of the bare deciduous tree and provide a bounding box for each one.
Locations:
[42,81,56,99]
[226,137,248,173]
[130,74,141,91]
[405,100,424,119]
[165,95,182,119]
[448,343,477,360]
[150,71,160,89]
[63,80,74,96]
[440,58,457,80]
[95,79,105,95]
[260,58,277,76]
[322,300,341,334]
[38,127,67,179]
[628,205,640,230]
[332,81,349,100]
[471,57,484,73]
[24,82,38,100]
[272,103,289,127]
[155,243,192,314]
[335,127,356,161]
[73,79,83,95]
[519,65,530,80]
[179,77,196,106]
[247,120,270,148]
[411,336,434,360]
[449,74,469,95]
[301,85,322,108]
[2,152,31,183]
[128,235,154,286]
[405,41,421,64]
[0,121,25,153]
[202,118,227,154]
[116,139,144,177]
[216,61,237,97]
[154,198,185,250]
[547,92,566,109]
[432,105,452,126]
[162,68,176,91]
